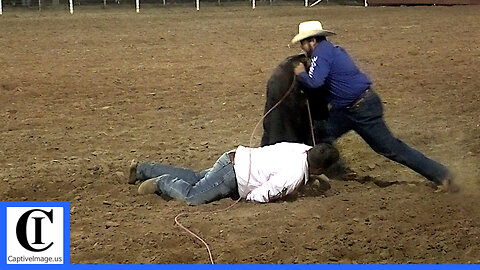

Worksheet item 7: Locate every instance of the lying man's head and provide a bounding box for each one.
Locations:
[307,143,340,175]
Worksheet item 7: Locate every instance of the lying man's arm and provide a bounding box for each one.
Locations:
[246,166,307,203]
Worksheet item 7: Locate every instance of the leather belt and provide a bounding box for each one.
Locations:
[228,152,235,164]
[346,88,370,109]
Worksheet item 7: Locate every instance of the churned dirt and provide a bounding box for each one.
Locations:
[1,4,479,264]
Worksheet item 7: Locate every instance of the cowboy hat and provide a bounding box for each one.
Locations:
[291,21,335,45]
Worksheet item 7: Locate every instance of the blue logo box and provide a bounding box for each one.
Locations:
[0,201,70,267]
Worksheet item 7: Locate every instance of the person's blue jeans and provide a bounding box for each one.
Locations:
[135,151,238,205]
[315,90,450,184]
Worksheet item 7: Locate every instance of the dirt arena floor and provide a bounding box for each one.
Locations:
[1,3,480,264]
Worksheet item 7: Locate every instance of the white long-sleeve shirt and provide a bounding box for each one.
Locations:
[233,142,312,203]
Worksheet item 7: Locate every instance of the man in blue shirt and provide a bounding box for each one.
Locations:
[291,21,457,192]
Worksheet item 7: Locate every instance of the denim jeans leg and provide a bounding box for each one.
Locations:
[314,109,353,144]
[348,92,450,183]
[136,162,201,184]
[312,110,354,178]
[156,152,238,205]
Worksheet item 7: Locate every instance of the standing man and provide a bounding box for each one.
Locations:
[291,21,457,192]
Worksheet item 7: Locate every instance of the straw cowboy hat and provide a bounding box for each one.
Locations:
[291,21,335,45]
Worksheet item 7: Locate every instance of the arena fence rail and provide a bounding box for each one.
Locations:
[0,0,368,15]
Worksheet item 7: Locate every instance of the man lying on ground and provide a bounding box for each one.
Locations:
[128,142,339,204]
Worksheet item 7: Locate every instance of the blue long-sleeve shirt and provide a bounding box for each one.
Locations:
[297,40,372,109]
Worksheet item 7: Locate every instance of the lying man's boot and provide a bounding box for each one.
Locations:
[138,179,160,195]
[128,159,138,184]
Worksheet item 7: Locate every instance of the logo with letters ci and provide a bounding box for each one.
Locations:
[2,202,70,265]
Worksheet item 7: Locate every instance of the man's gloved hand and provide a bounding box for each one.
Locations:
[294,62,306,75]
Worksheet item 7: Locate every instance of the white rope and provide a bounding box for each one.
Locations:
[306,98,316,146]
[174,213,215,264]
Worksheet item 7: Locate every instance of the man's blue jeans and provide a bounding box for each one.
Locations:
[315,90,450,184]
[135,152,238,205]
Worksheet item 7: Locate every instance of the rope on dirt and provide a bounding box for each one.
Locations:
[174,74,301,264]
[174,213,215,264]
